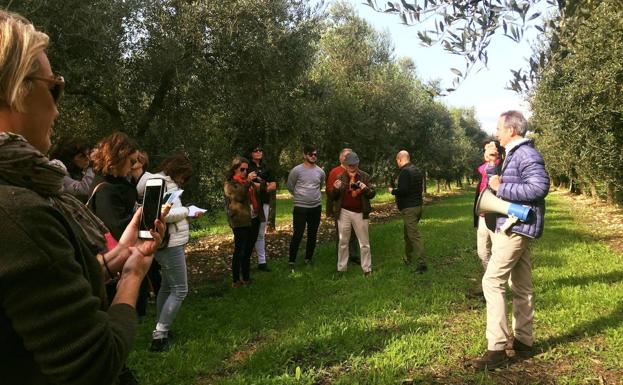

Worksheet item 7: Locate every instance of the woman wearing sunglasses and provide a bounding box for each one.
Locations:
[0,10,163,385]
[224,156,265,287]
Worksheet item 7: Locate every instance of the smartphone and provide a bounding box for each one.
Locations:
[162,191,173,205]
[139,178,165,239]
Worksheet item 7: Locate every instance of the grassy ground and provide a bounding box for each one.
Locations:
[129,190,623,385]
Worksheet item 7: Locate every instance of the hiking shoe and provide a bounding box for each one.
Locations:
[415,263,428,274]
[241,280,252,286]
[288,262,295,273]
[512,338,534,358]
[466,350,509,370]
[363,271,372,278]
[232,281,243,288]
[149,337,169,352]
[258,263,271,272]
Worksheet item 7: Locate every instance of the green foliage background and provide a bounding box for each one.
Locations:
[530,0,623,202]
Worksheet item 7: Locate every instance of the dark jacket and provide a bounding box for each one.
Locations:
[0,184,137,385]
[486,139,550,239]
[88,174,137,241]
[248,160,275,205]
[391,162,423,210]
[331,169,376,219]
[224,179,265,228]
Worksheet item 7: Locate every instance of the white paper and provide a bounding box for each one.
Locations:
[187,205,207,217]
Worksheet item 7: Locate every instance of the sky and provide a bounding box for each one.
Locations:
[353,1,539,135]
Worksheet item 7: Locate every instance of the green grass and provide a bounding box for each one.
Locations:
[130,190,623,384]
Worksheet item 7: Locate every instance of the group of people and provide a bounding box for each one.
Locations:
[223,111,551,373]
[0,9,552,385]
[223,143,427,284]
[48,121,197,356]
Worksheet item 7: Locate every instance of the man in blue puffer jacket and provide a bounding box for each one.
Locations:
[469,110,550,370]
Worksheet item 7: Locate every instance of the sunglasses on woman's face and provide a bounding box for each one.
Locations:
[27,74,65,105]
[239,167,248,172]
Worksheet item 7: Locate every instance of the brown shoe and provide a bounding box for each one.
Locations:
[512,338,533,358]
[466,350,509,370]
[232,281,243,288]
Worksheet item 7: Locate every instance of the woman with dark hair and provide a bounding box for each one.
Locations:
[224,156,265,287]
[49,137,94,202]
[136,153,196,351]
[0,10,162,385]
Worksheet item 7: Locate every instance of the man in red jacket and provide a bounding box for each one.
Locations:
[326,148,360,264]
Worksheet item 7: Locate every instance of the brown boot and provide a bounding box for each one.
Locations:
[466,350,509,370]
[512,338,534,358]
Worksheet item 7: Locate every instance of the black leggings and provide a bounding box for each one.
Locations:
[289,205,322,262]
[232,217,260,282]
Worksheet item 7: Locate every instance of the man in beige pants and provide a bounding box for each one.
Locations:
[468,111,550,370]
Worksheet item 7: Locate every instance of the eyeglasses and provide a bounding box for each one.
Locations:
[307,152,318,157]
[27,74,65,105]
[239,167,248,172]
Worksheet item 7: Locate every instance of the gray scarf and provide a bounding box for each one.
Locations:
[0,132,108,253]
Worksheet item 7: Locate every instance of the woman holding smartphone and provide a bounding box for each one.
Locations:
[136,153,195,351]
[224,156,265,288]
[0,10,162,384]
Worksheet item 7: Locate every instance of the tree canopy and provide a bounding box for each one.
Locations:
[8,0,489,207]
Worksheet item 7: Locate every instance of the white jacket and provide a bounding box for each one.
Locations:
[136,171,189,248]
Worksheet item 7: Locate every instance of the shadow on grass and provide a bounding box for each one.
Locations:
[231,317,437,377]
[538,301,623,351]
[545,270,623,288]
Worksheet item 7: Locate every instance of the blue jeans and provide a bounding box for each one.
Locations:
[153,245,188,338]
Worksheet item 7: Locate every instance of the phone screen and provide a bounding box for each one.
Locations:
[140,181,164,237]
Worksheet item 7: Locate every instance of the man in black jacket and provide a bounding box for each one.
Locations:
[390,150,426,273]
[248,145,277,271]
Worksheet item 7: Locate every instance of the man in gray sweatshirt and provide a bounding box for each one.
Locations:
[286,145,326,272]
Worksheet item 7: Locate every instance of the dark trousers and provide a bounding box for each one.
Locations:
[402,206,424,265]
[232,217,261,282]
[268,190,277,228]
[289,205,322,262]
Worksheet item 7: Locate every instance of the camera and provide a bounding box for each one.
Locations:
[350,183,360,189]
[252,177,262,183]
